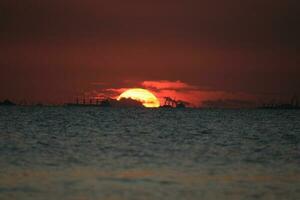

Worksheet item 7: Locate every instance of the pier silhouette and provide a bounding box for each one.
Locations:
[66,97,144,108]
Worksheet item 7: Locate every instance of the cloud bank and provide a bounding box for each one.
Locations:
[94,80,260,108]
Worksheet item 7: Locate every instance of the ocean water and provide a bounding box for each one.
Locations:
[0,107,299,200]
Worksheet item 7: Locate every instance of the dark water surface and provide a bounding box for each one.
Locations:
[0,107,299,200]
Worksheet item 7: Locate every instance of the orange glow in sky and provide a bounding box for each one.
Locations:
[117,88,160,108]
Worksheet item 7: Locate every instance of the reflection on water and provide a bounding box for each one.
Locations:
[0,107,299,199]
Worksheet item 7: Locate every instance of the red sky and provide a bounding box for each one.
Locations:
[0,1,299,106]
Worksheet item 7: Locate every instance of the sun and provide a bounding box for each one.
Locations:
[117,88,160,108]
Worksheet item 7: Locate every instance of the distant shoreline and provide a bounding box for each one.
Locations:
[1,104,300,110]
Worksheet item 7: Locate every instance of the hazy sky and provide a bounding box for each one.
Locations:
[1,0,299,105]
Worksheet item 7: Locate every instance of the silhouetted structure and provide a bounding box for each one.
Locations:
[161,97,188,108]
[0,99,16,106]
[176,100,188,108]
[202,99,255,109]
[66,97,105,107]
[163,97,177,108]
[259,96,299,109]
[99,99,111,107]
[66,97,144,108]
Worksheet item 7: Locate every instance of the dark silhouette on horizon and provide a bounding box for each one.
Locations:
[259,95,299,110]
[2,95,299,109]
[161,97,188,108]
[0,99,16,106]
[66,97,144,108]
[66,96,189,108]
[110,98,144,108]
[202,99,255,109]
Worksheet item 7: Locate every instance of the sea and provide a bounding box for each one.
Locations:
[0,107,299,200]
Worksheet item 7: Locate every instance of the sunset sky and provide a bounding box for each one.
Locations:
[1,1,299,106]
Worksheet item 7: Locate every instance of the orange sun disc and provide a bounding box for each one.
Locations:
[117,88,160,108]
